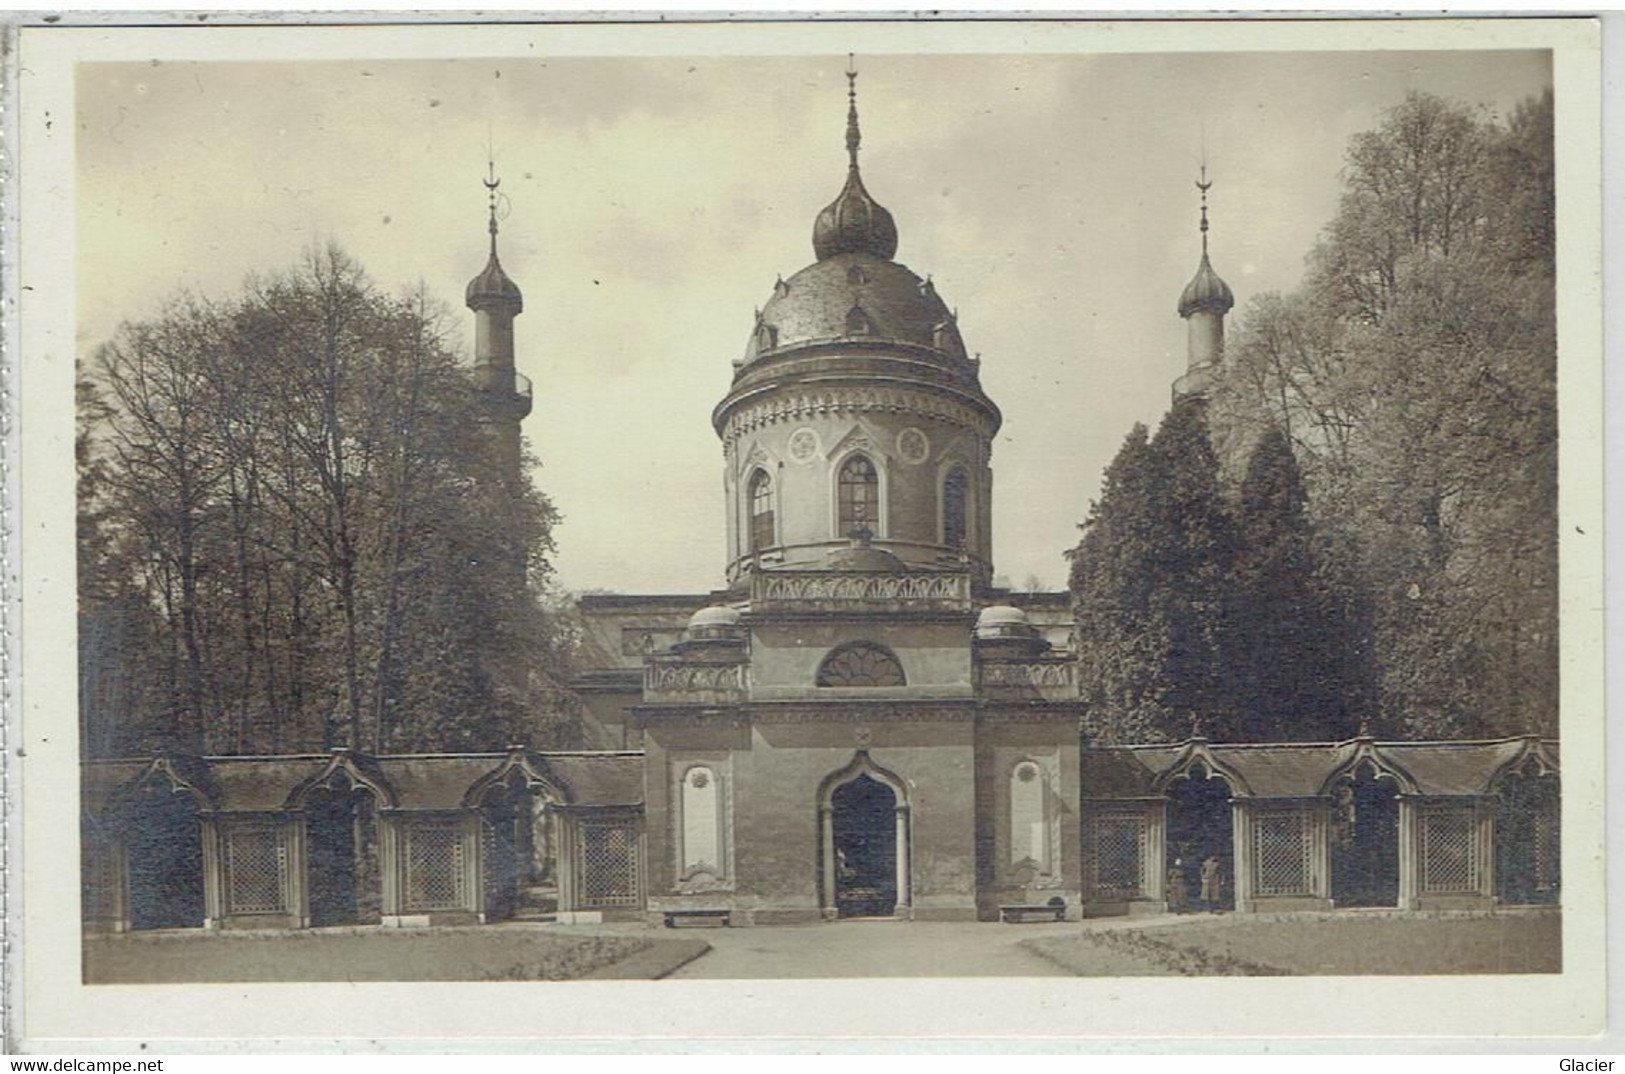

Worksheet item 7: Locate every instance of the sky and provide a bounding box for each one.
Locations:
[77,44,1553,596]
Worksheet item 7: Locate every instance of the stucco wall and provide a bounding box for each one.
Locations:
[747,620,973,699]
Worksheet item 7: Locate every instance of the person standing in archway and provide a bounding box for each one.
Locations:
[1167,858,1189,913]
[1200,854,1223,912]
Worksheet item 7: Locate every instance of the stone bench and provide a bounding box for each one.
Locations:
[663,908,731,928]
[1000,902,1066,924]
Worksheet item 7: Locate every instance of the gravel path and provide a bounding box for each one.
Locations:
[665,919,1076,978]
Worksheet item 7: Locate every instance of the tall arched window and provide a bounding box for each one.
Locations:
[838,454,879,536]
[748,470,775,552]
[942,466,969,549]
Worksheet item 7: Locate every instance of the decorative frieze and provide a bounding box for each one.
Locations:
[720,385,996,452]
[977,661,1078,700]
[644,662,747,700]
[751,569,971,612]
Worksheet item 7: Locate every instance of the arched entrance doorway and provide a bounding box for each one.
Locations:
[474,770,561,922]
[1164,763,1234,912]
[819,753,910,919]
[1496,768,1559,906]
[124,780,206,931]
[304,784,383,927]
[1330,762,1400,908]
[833,775,897,917]
[293,761,390,928]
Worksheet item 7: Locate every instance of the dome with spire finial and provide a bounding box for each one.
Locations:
[811,64,899,262]
[736,62,971,369]
[466,164,523,313]
[1177,166,1234,319]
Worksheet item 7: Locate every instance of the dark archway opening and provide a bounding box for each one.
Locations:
[832,774,898,918]
[1330,764,1400,907]
[479,772,559,922]
[305,786,381,927]
[125,784,205,931]
[1165,764,1234,912]
[1497,772,1559,906]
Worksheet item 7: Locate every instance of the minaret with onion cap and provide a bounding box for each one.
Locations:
[466,160,532,487]
[1174,165,1236,401]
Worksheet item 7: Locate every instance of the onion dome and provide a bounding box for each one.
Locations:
[1178,252,1233,318]
[1177,169,1233,318]
[820,526,907,572]
[467,251,522,312]
[466,165,523,313]
[811,65,899,263]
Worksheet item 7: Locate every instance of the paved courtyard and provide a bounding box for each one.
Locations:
[663,919,1077,978]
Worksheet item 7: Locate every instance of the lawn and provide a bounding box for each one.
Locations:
[84,924,709,984]
[1025,911,1562,976]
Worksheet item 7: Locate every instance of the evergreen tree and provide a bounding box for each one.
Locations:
[1071,400,1234,742]
[1144,397,1235,733]
[1226,427,1363,741]
[1071,424,1168,742]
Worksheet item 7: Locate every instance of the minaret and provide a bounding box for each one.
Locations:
[465,160,531,485]
[1174,165,1235,401]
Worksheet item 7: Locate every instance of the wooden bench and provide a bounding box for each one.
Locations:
[663,908,731,928]
[999,902,1067,924]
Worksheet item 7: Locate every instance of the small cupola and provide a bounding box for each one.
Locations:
[974,604,1051,658]
[671,604,747,654]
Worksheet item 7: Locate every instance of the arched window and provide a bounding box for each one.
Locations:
[748,469,775,552]
[837,454,879,536]
[942,466,969,549]
[817,642,906,687]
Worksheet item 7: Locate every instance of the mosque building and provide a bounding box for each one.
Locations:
[80,66,1559,934]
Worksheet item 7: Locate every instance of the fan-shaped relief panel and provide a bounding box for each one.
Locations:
[816,642,906,687]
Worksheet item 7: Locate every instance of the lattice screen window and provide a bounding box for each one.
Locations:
[1421,807,1479,893]
[1533,803,1560,893]
[406,823,467,911]
[82,834,118,920]
[1086,812,1146,899]
[226,824,288,914]
[1253,810,1312,896]
[576,821,641,908]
